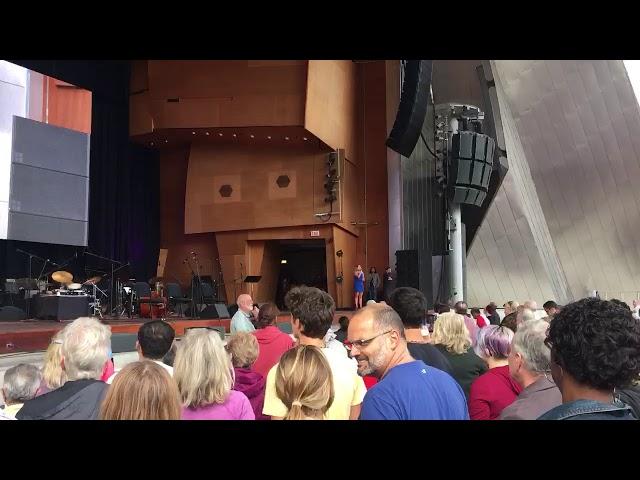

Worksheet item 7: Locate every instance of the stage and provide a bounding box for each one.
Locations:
[0,311,355,354]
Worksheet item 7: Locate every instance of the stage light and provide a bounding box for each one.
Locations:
[285,136,290,140]
[303,137,308,141]
[206,132,210,136]
[192,131,196,135]
[250,134,255,138]
[218,133,223,137]
[267,135,272,139]
[281,259,287,264]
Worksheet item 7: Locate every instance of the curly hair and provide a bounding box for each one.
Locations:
[284,286,335,339]
[547,298,640,390]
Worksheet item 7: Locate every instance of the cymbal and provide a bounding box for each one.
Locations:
[83,275,102,285]
[52,271,73,284]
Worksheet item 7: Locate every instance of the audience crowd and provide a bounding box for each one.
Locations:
[2,286,640,421]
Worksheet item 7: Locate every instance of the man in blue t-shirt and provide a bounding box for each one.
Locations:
[347,305,469,420]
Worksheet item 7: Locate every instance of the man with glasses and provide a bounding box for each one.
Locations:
[498,319,561,419]
[347,305,468,420]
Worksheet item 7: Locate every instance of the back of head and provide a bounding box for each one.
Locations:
[547,298,640,390]
[504,301,519,315]
[543,300,558,311]
[61,317,111,381]
[174,329,233,408]
[434,302,451,315]
[137,320,175,360]
[485,304,497,315]
[226,332,259,369]
[470,308,481,317]
[454,301,468,315]
[523,300,538,311]
[257,302,280,328]
[2,364,41,404]
[388,287,427,328]
[284,286,335,339]
[43,330,67,390]
[512,319,552,374]
[517,308,536,325]
[432,312,470,354]
[275,345,334,420]
[609,298,630,311]
[338,316,349,331]
[475,325,514,360]
[99,361,181,420]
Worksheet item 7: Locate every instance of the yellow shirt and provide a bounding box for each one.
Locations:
[263,347,366,420]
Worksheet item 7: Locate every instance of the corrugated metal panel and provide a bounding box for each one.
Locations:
[468,60,640,306]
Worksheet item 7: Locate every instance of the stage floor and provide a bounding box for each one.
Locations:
[0,311,355,354]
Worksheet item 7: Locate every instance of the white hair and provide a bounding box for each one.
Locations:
[61,317,111,381]
[517,308,536,325]
[511,319,551,374]
[2,364,41,403]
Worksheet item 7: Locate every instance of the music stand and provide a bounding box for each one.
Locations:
[243,275,261,299]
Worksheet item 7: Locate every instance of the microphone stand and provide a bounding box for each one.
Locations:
[215,257,224,302]
[193,253,204,307]
[185,258,198,319]
[15,248,45,319]
[84,251,124,315]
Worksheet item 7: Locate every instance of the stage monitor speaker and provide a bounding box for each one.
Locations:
[196,303,230,319]
[386,60,433,158]
[396,250,419,289]
[449,131,495,207]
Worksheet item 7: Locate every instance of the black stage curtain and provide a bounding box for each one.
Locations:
[0,61,159,292]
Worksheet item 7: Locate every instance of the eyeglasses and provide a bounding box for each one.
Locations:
[344,330,392,351]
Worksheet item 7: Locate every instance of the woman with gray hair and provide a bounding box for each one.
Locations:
[468,325,522,419]
[2,364,42,419]
[499,319,562,420]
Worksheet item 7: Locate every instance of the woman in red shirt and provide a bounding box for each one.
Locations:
[468,325,522,420]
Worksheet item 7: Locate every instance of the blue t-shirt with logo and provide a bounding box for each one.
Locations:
[360,360,469,420]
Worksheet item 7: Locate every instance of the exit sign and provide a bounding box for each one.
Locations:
[310,230,320,237]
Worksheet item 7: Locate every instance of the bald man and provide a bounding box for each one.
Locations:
[347,305,468,420]
[231,294,258,334]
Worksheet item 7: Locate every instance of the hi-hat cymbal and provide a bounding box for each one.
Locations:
[83,276,102,285]
[52,271,73,284]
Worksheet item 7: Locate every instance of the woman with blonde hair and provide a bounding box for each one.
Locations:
[275,345,334,420]
[99,361,181,420]
[175,329,254,420]
[36,330,67,396]
[432,311,487,398]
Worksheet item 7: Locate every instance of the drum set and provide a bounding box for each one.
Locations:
[48,271,106,317]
